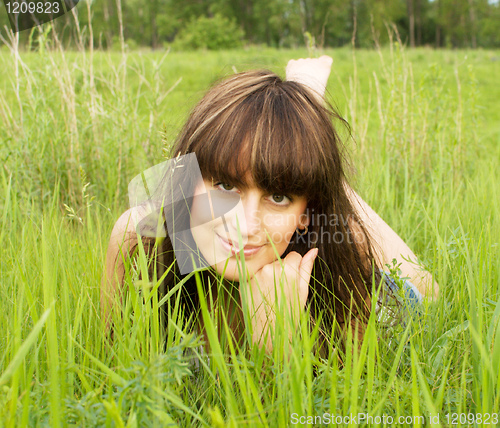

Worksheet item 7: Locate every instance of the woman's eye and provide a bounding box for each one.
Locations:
[215,182,236,192]
[270,194,291,205]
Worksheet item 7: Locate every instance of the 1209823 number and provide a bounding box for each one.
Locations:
[445,413,498,425]
[5,2,60,14]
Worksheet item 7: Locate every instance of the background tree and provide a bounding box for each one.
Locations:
[1,0,499,49]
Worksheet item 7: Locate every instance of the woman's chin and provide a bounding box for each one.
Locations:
[213,259,241,282]
[212,258,262,283]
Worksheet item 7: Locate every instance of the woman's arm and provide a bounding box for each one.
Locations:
[346,185,439,299]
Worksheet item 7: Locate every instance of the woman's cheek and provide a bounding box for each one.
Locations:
[269,230,293,244]
[263,216,295,244]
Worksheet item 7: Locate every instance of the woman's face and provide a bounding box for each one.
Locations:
[189,175,309,281]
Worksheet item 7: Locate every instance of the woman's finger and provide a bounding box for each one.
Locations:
[282,250,302,268]
[297,248,318,301]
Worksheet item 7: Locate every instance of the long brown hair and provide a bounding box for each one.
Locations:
[139,70,381,348]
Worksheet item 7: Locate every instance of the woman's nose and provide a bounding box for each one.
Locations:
[231,195,261,237]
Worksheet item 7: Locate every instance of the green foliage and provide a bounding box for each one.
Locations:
[172,14,244,50]
[1,0,500,49]
[111,36,139,51]
[0,41,499,424]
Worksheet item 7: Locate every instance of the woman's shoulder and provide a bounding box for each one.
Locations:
[110,206,148,240]
[105,206,151,262]
[102,206,150,321]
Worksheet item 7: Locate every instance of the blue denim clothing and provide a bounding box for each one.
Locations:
[380,271,423,322]
[384,273,423,306]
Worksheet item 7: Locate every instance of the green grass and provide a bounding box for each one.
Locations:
[0,27,499,426]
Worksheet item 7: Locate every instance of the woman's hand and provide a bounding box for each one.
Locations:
[285,55,333,100]
[240,248,318,352]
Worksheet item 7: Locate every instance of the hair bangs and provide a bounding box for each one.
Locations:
[191,99,256,189]
[191,79,333,204]
[248,90,332,201]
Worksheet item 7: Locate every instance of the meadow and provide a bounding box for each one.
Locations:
[0,30,499,426]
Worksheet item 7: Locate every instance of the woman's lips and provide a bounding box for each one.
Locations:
[217,234,264,256]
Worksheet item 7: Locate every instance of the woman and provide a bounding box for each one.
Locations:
[102,56,438,353]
